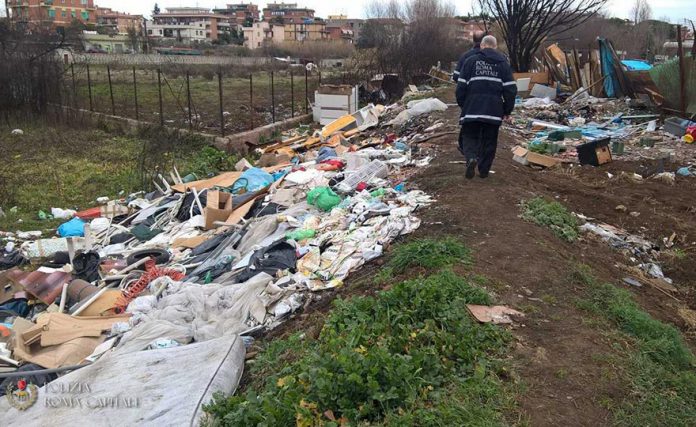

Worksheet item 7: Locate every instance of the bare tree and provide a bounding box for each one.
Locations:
[478,0,608,72]
[631,0,652,25]
[360,0,465,79]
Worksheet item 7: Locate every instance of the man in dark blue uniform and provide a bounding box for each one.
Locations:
[452,30,485,83]
[456,35,517,179]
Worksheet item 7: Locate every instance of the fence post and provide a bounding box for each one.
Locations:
[218,70,225,137]
[132,67,139,121]
[290,71,294,118]
[249,73,254,130]
[157,68,164,127]
[319,71,321,85]
[86,63,93,111]
[270,71,275,123]
[186,71,192,130]
[305,68,309,114]
[70,63,77,108]
[107,65,115,115]
[676,25,686,118]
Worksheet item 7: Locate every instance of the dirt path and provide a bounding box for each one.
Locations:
[412,104,696,426]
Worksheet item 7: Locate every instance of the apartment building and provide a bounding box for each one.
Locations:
[242,21,272,48]
[149,7,234,44]
[95,7,143,34]
[212,3,259,26]
[326,17,364,43]
[262,2,314,25]
[8,0,95,29]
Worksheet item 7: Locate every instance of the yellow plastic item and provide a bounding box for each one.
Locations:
[321,115,357,138]
[684,134,694,144]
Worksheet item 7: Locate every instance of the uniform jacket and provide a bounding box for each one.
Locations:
[456,48,517,125]
[452,44,480,82]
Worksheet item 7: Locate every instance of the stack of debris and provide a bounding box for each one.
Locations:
[0,96,446,423]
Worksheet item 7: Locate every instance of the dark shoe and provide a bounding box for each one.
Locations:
[465,159,477,179]
[479,171,489,179]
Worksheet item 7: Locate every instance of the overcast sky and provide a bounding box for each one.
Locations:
[1,0,694,23]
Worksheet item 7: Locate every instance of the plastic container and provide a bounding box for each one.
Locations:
[664,117,696,138]
[338,160,389,193]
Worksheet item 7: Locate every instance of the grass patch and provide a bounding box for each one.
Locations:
[372,237,471,285]
[521,197,579,242]
[574,264,696,426]
[204,268,513,426]
[0,122,239,231]
[388,237,472,274]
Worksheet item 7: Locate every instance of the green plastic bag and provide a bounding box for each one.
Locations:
[307,187,342,212]
[285,229,316,241]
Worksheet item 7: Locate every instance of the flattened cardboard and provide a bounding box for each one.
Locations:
[526,151,561,168]
[172,236,209,249]
[512,146,559,168]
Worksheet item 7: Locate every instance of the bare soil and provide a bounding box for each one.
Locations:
[254,100,696,426]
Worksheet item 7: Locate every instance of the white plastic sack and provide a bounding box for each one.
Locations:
[51,207,76,219]
[388,98,447,126]
[90,217,111,234]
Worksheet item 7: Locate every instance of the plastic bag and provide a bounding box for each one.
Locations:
[51,207,77,219]
[231,167,274,194]
[285,229,316,241]
[307,187,342,212]
[57,217,86,237]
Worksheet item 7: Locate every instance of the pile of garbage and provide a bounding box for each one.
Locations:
[507,87,696,171]
[577,214,678,294]
[0,99,445,422]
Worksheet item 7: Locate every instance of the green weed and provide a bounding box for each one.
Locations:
[204,269,512,426]
[388,237,472,274]
[521,197,579,242]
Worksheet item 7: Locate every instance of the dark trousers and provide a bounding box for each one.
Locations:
[458,121,500,174]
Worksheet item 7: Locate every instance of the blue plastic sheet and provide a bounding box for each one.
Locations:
[599,38,619,98]
[57,217,86,237]
[621,60,652,71]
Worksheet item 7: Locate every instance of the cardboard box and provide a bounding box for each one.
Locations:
[578,138,612,166]
[204,191,234,230]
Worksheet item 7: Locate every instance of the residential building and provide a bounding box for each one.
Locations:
[82,32,135,53]
[326,18,364,40]
[243,21,272,48]
[283,21,328,42]
[212,3,259,27]
[95,7,143,34]
[326,25,354,44]
[8,0,96,29]
[149,7,234,44]
[262,2,314,25]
